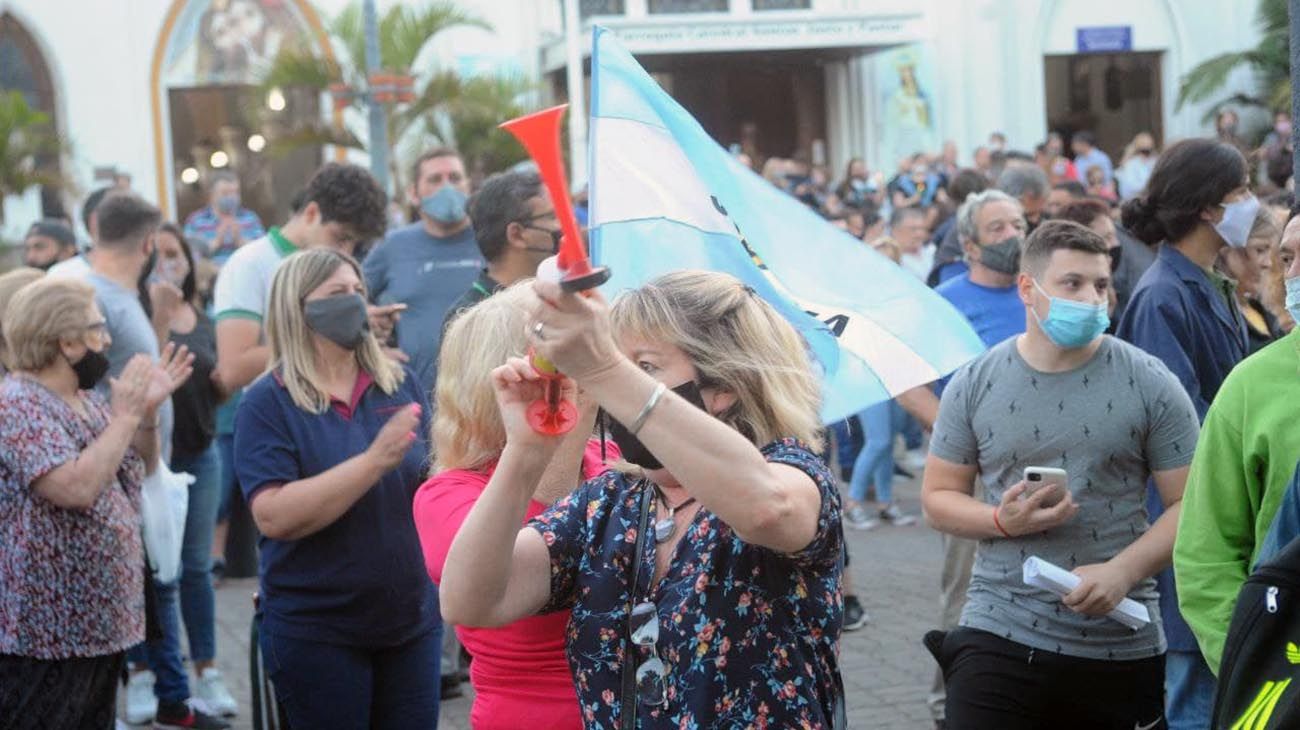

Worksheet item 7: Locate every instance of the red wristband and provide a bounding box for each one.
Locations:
[992,506,1013,539]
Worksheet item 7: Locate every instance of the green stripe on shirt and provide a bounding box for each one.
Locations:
[214,309,263,322]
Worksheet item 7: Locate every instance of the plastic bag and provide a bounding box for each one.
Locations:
[140,462,193,584]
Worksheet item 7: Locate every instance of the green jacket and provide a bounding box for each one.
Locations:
[1174,330,1300,674]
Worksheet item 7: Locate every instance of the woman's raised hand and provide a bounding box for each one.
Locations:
[524,280,623,384]
[492,356,576,449]
[143,342,194,413]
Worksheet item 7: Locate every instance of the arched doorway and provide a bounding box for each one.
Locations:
[0,11,67,221]
[150,0,339,222]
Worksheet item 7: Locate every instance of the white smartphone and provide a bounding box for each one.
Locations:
[1022,467,1068,507]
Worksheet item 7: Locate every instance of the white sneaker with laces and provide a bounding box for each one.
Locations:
[196,667,239,717]
[124,670,157,724]
[844,504,880,531]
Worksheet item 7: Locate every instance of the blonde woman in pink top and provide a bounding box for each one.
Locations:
[413,283,613,730]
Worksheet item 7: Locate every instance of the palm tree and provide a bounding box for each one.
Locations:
[257,0,533,193]
[1176,0,1289,122]
[0,90,67,228]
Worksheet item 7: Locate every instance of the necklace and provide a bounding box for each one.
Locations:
[652,484,697,544]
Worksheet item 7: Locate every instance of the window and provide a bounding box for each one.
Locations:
[580,0,626,18]
[647,0,728,13]
[753,0,811,9]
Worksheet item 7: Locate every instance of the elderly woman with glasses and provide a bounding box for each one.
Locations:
[234,248,438,729]
[441,270,845,729]
[0,276,192,727]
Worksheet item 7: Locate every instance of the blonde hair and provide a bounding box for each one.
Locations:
[432,282,533,471]
[610,270,823,451]
[2,276,95,372]
[265,249,404,413]
[0,267,46,368]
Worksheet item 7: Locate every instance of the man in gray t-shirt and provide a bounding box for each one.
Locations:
[923,220,1199,728]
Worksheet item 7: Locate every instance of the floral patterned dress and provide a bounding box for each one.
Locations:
[0,377,145,659]
[529,438,844,729]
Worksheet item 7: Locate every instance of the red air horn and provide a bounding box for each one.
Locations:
[499,104,611,435]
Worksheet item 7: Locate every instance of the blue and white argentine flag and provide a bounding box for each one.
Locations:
[587,26,985,422]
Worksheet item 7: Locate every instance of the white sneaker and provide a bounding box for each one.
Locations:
[844,504,880,531]
[902,448,928,471]
[195,667,239,717]
[124,670,157,724]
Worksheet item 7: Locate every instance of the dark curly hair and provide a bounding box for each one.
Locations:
[302,163,388,243]
[1120,138,1247,245]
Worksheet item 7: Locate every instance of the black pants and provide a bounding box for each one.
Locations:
[932,627,1166,730]
[0,651,125,730]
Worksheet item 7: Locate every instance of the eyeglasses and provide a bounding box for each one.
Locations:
[630,601,669,707]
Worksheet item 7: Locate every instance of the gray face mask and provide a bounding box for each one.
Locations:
[304,293,370,350]
[977,235,1023,275]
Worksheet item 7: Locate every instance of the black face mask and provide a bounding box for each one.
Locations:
[602,380,708,470]
[68,348,111,390]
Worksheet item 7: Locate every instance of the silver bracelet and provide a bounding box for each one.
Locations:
[628,382,668,435]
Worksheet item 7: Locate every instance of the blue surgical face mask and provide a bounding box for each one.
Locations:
[420,186,468,225]
[1031,279,1110,349]
[1214,194,1261,249]
[1285,277,1300,323]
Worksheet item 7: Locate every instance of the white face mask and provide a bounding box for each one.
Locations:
[1214,194,1260,249]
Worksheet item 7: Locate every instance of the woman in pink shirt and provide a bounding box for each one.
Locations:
[413,283,612,730]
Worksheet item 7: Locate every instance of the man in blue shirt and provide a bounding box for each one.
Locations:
[183,171,266,264]
[363,149,481,392]
[1072,131,1114,187]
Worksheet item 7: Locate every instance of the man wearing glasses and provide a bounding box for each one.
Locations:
[442,169,561,329]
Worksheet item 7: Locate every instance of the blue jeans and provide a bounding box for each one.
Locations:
[261,624,441,729]
[127,444,222,702]
[1164,649,1215,730]
[216,432,236,522]
[849,399,906,504]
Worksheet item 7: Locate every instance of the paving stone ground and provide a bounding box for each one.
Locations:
[133,475,942,729]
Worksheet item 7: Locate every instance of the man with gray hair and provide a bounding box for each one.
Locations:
[442,169,559,329]
[930,162,1047,285]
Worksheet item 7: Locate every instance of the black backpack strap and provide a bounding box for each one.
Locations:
[620,481,654,730]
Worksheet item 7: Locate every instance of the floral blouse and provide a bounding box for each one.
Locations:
[0,377,146,659]
[528,438,844,729]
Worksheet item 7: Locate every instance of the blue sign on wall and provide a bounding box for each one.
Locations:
[1076,26,1133,54]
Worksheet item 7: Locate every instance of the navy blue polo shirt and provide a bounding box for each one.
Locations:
[234,366,437,647]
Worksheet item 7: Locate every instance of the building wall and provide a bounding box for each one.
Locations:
[0,0,1272,240]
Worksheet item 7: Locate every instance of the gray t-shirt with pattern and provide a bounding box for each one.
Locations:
[931,335,1199,660]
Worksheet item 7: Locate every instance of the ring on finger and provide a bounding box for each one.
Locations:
[532,321,545,340]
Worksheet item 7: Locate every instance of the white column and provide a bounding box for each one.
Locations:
[563,0,588,188]
[627,0,649,18]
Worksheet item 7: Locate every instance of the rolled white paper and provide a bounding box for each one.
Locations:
[1022,556,1150,631]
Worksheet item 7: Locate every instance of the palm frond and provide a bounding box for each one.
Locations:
[266,123,365,158]
[381,2,491,71]
[1177,51,1256,109]
[258,46,344,93]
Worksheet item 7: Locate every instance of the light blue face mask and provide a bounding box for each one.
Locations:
[1285,277,1300,323]
[420,185,468,224]
[1031,279,1110,349]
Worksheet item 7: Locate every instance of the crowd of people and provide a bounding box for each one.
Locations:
[2,112,1299,730]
